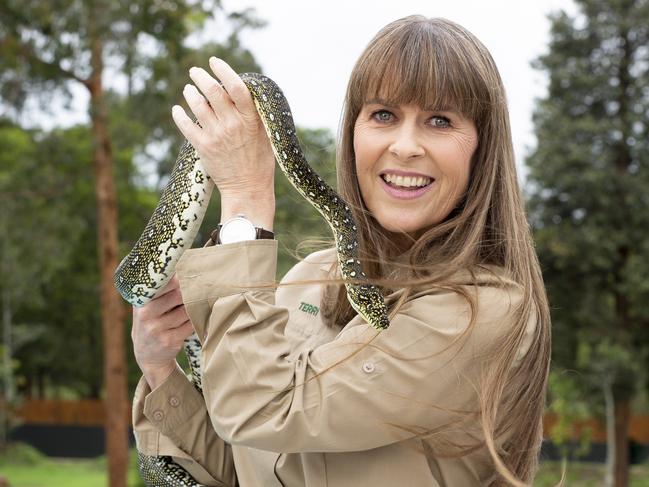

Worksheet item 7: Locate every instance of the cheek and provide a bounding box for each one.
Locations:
[437,135,476,183]
[352,131,379,182]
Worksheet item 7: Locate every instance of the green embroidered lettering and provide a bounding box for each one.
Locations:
[299,301,319,317]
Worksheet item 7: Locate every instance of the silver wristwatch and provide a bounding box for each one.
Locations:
[213,214,274,245]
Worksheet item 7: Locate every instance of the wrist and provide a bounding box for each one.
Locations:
[141,362,177,391]
[220,197,275,231]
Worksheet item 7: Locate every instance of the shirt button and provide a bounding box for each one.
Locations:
[169,396,180,407]
[152,410,164,422]
[362,362,375,374]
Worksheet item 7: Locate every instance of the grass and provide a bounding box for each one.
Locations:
[2,442,649,486]
[536,460,649,486]
[0,443,144,487]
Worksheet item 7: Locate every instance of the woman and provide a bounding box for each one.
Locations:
[131,15,551,487]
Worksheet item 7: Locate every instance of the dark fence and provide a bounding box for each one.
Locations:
[7,399,649,461]
[10,424,135,458]
[7,398,134,457]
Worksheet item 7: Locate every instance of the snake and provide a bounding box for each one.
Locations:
[113,73,390,486]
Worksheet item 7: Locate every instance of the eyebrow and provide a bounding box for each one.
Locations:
[364,97,459,113]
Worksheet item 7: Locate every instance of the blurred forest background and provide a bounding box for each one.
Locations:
[0,0,648,486]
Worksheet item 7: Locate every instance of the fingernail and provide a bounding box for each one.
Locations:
[183,83,195,93]
[209,56,219,64]
[189,66,197,75]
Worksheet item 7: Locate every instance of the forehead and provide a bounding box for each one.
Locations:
[357,61,481,122]
[352,26,491,123]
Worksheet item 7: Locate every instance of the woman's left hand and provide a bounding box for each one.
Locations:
[171,57,276,203]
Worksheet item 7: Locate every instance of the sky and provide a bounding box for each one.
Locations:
[215,0,579,181]
[21,0,580,183]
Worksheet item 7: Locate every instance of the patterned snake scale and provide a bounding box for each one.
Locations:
[113,73,390,486]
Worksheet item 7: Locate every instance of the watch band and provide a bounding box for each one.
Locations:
[206,223,275,246]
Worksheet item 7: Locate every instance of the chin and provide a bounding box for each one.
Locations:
[376,217,424,236]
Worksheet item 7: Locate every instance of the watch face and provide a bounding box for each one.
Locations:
[220,217,257,244]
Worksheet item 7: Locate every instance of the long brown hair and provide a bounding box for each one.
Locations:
[272,16,553,486]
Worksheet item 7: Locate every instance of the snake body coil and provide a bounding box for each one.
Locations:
[114,73,390,486]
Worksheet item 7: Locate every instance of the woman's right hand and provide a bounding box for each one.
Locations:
[131,274,194,389]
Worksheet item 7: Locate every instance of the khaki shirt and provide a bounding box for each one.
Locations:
[132,239,537,486]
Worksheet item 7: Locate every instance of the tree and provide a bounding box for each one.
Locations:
[11,120,140,401]
[0,1,265,484]
[525,0,649,485]
[0,120,84,448]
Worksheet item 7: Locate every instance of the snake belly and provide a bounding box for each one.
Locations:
[115,73,390,486]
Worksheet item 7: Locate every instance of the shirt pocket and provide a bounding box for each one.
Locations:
[280,283,327,339]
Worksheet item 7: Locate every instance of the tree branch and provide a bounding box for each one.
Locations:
[3,35,90,89]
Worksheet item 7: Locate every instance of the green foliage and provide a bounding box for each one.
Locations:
[0,122,86,309]
[0,0,340,401]
[0,0,222,110]
[0,121,89,409]
[274,127,338,278]
[0,121,120,398]
[546,370,595,458]
[0,441,46,466]
[526,0,649,412]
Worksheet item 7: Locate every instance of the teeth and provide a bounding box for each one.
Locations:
[382,173,432,188]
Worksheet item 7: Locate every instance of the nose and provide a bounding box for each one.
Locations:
[388,123,425,161]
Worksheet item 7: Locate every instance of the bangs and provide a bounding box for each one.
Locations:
[352,19,495,123]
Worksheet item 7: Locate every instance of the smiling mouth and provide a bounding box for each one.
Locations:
[378,175,435,200]
[380,175,434,190]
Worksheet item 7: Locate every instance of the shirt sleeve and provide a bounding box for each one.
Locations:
[169,239,530,454]
[132,362,237,487]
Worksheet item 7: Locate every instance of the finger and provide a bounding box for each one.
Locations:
[158,274,180,296]
[183,83,218,133]
[160,304,189,329]
[170,320,195,344]
[208,57,256,118]
[150,288,183,318]
[171,105,202,145]
[188,66,229,121]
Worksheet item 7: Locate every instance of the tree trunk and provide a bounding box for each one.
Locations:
[609,24,633,487]
[603,376,615,487]
[0,285,12,450]
[37,369,45,398]
[613,394,630,487]
[88,11,128,487]
[0,205,13,450]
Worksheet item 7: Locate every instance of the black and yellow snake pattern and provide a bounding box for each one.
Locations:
[114,73,390,486]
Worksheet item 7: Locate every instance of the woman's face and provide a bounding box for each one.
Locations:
[353,100,478,239]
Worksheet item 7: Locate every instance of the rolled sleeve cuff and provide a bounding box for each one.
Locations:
[133,367,234,487]
[142,363,206,440]
[175,239,278,342]
[132,370,192,459]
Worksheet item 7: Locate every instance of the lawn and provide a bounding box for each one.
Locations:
[2,442,649,486]
[537,460,649,486]
[0,443,144,487]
